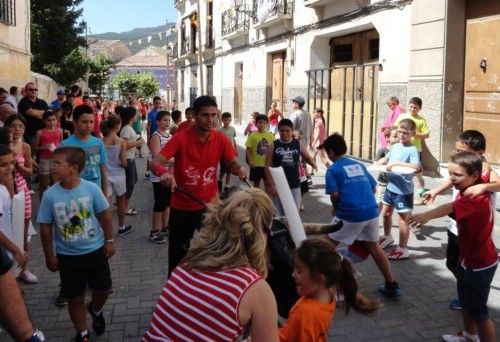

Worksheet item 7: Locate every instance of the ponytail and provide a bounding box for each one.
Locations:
[296,239,380,316]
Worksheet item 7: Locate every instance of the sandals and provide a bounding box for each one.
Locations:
[125,208,138,215]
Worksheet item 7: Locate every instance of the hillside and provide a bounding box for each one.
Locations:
[89,24,176,55]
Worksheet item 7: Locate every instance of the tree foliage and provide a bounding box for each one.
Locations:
[88,54,115,95]
[31,0,88,85]
[111,72,159,98]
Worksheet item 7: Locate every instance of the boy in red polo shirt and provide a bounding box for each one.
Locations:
[152,96,247,275]
[408,151,498,342]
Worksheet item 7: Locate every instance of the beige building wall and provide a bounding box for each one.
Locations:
[0,0,31,89]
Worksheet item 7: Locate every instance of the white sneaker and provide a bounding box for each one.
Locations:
[442,331,479,342]
[387,246,410,260]
[19,269,38,284]
[378,235,394,249]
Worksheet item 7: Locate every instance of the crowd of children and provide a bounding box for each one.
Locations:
[0,89,498,342]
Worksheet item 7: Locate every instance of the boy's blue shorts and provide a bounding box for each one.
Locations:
[457,264,497,321]
[382,188,413,213]
[57,247,112,299]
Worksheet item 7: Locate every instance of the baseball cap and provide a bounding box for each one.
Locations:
[291,96,305,105]
[57,89,65,96]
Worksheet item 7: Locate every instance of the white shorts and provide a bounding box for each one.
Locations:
[39,158,52,176]
[328,217,379,245]
[107,175,126,197]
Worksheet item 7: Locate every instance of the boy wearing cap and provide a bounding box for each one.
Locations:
[51,90,66,110]
[290,96,312,149]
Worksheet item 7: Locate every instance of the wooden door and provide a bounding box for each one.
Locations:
[234,63,243,123]
[464,15,500,164]
[272,52,286,112]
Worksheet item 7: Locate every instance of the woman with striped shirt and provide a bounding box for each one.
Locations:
[143,188,279,341]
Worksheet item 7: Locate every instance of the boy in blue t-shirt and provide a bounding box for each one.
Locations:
[321,133,401,297]
[61,104,108,197]
[377,119,420,260]
[38,147,115,341]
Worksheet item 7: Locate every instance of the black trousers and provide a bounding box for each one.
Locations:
[168,207,206,277]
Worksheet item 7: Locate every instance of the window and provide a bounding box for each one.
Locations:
[333,44,354,63]
[368,38,379,60]
[0,0,16,26]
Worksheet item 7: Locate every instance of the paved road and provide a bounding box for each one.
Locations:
[1,126,499,341]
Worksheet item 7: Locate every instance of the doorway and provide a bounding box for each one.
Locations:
[271,51,288,114]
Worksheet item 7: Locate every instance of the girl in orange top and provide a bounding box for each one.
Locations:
[279,239,380,342]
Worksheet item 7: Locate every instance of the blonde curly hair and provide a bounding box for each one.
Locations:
[182,187,274,277]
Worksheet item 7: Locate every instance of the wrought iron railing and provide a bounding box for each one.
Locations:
[221,8,250,37]
[252,0,294,24]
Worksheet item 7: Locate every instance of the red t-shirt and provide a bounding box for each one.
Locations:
[160,126,237,210]
[176,120,195,133]
[453,191,498,270]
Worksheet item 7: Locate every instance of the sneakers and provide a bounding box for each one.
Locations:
[378,235,394,249]
[378,281,402,297]
[159,227,169,238]
[449,298,462,310]
[442,331,479,342]
[19,269,38,284]
[75,331,90,342]
[387,246,409,260]
[86,301,105,336]
[55,294,68,307]
[150,231,166,244]
[117,225,133,236]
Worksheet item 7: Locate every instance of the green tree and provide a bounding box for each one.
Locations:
[88,54,115,95]
[111,72,140,96]
[111,71,160,98]
[136,72,160,98]
[31,0,87,85]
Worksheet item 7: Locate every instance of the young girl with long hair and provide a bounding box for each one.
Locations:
[101,114,131,236]
[279,238,380,341]
[5,114,36,284]
[310,108,330,173]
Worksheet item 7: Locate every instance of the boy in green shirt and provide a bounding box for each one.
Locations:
[245,114,275,188]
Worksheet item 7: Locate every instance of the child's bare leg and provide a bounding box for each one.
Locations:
[365,241,395,283]
[397,213,410,248]
[318,149,330,168]
[162,207,170,228]
[39,174,50,200]
[253,179,261,188]
[90,289,109,313]
[415,170,425,189]
[476,317,495,342]
[68,293,87,333]
[381,205,394,237]
[116,195,126,227]
[152,211,162,231]
[383,208,393,233]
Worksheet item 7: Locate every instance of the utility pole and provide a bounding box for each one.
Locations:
[196,0,204,95]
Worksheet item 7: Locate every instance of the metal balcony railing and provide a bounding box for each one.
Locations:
[252,0,294,24]
[221,8,250,37]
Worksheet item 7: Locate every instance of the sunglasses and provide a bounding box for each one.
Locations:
[27,88,38,91]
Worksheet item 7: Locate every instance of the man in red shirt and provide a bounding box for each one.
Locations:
[152,96,247,275]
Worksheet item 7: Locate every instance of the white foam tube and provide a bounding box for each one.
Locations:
[269,167,307,246]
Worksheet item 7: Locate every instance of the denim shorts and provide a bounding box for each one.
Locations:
[57,247,112,299]
[382,188,413,213]
[457,264,497,320]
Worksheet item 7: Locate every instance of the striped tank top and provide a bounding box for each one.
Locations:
[149,130,172,183]
[143,266,262,341]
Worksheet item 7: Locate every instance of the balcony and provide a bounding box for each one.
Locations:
[174,0,185,11]
[221,8,250,41]
[304,0,332,8]
[252,0,293,30]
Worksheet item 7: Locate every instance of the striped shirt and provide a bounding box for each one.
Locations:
[143,266,261,342]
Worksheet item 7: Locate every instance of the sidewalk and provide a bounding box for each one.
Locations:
[0,127,499,341]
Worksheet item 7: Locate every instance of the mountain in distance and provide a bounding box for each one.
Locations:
[89,24,176,55]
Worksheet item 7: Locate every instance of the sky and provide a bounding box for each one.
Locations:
[80,0,177,34]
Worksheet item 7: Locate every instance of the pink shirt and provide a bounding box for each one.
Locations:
[38,128,62,159]
[379,105,404,148]
[313,118,326,148]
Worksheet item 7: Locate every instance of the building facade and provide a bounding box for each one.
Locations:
[0,0,31,88]
[87,39,132,63]
[173,0,500,168]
